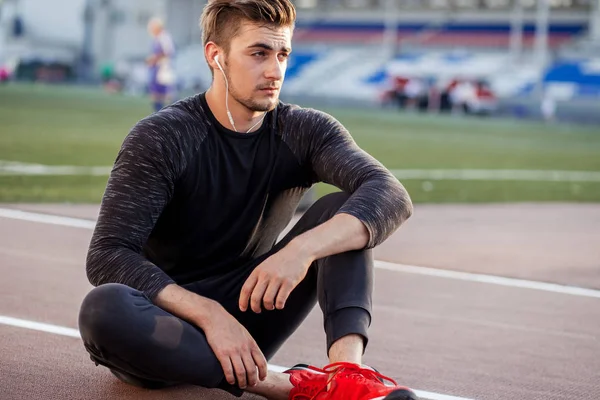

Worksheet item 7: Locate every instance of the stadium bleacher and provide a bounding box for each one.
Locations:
[282,12,598,104]
[544,58,600,97]
[293,21,586,49]
[283,50,600,103]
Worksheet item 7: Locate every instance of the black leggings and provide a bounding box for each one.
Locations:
[78,192,374,395]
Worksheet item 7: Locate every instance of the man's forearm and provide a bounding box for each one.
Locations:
[288,213,370,263]
[154,284,221,330]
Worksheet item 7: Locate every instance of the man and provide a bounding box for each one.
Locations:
[146,17,176,112]
[78,1,416,399]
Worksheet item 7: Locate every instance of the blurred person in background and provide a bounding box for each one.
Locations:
[541,91,557,123]
[78,1,416,400]
[403,77,427,112]
[450,79,476,114]
[146,17,176,112]
[438,78,458,113]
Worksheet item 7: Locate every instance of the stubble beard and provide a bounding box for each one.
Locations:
[225,71,279,113]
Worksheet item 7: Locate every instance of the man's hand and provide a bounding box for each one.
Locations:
[238,213,370,314]
[203,304,268,389]
[239,242,313,313]
[154,284,267,389]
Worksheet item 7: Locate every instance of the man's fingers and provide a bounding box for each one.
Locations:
[239,273,258,312]
[275,281,294,310]
[241,351,259,387]
[219,356,236,386]
[252,347,268,381]
[262,281,281,311]
[231,356,248,389]
[250,279,269,313]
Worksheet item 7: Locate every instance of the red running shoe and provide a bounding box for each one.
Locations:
[287,362,419,400]
[286,364,328,399]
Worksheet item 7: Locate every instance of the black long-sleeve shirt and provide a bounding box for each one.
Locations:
[86,93,413,299]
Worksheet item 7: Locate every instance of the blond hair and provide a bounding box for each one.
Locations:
[200,0,296,54]
[148,17,165,30]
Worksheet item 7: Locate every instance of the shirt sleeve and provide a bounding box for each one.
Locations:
[300,108,413,248]
[86,114,185,300]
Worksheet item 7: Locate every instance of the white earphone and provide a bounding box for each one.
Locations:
[214,55,237,130]
[214,54,265,133]
[214,55,224,74]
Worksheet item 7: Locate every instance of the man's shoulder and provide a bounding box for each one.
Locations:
[277,101,336,126]
[125,95,208,152]
[159,94,205,123]
[134,95,206,135]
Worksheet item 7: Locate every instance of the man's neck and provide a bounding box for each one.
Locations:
[205,87,264,133]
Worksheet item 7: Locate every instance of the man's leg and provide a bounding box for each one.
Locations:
[205,192,371,362]
[151,92,164,112]
[276,191,373,365]
[79,281,298,399]
[268,192,418,399]
[78,283,228,390]
[212,192,372,396]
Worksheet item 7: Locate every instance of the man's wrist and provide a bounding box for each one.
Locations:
[288,235,317,264]
[192,297,222,330]
[156,284,223,331]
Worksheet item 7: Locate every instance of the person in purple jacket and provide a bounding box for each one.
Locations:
[146,17,176,112]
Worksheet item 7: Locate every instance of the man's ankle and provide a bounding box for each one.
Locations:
[328,334,364,365]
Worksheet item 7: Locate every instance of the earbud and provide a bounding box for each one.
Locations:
[214,55,224,73]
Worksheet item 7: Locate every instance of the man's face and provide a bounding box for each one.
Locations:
[219,21,292,113]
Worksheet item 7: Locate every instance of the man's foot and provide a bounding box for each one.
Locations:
[287,362,419,400]
[324,362,418,400]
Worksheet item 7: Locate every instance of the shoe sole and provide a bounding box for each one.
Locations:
[371,388,420,400]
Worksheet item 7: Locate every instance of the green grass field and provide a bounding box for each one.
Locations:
[1,83,599,203]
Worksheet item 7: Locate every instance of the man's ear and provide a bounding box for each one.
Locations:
[205,42,220,71]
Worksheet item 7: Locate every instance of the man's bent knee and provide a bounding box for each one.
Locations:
[78,283,138,344]
[305,191,351,217]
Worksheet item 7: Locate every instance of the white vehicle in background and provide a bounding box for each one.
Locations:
[447,78,499,115]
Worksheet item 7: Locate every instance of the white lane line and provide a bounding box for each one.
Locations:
[412,392,474,400]
[390,169,600,182]
[1,207,600,299]
[0,161,111,176]
[0,315,474,400]
[376,261,600,299]
[0,208,96,229]
[0,316,81,338]
[2,160,599,182]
